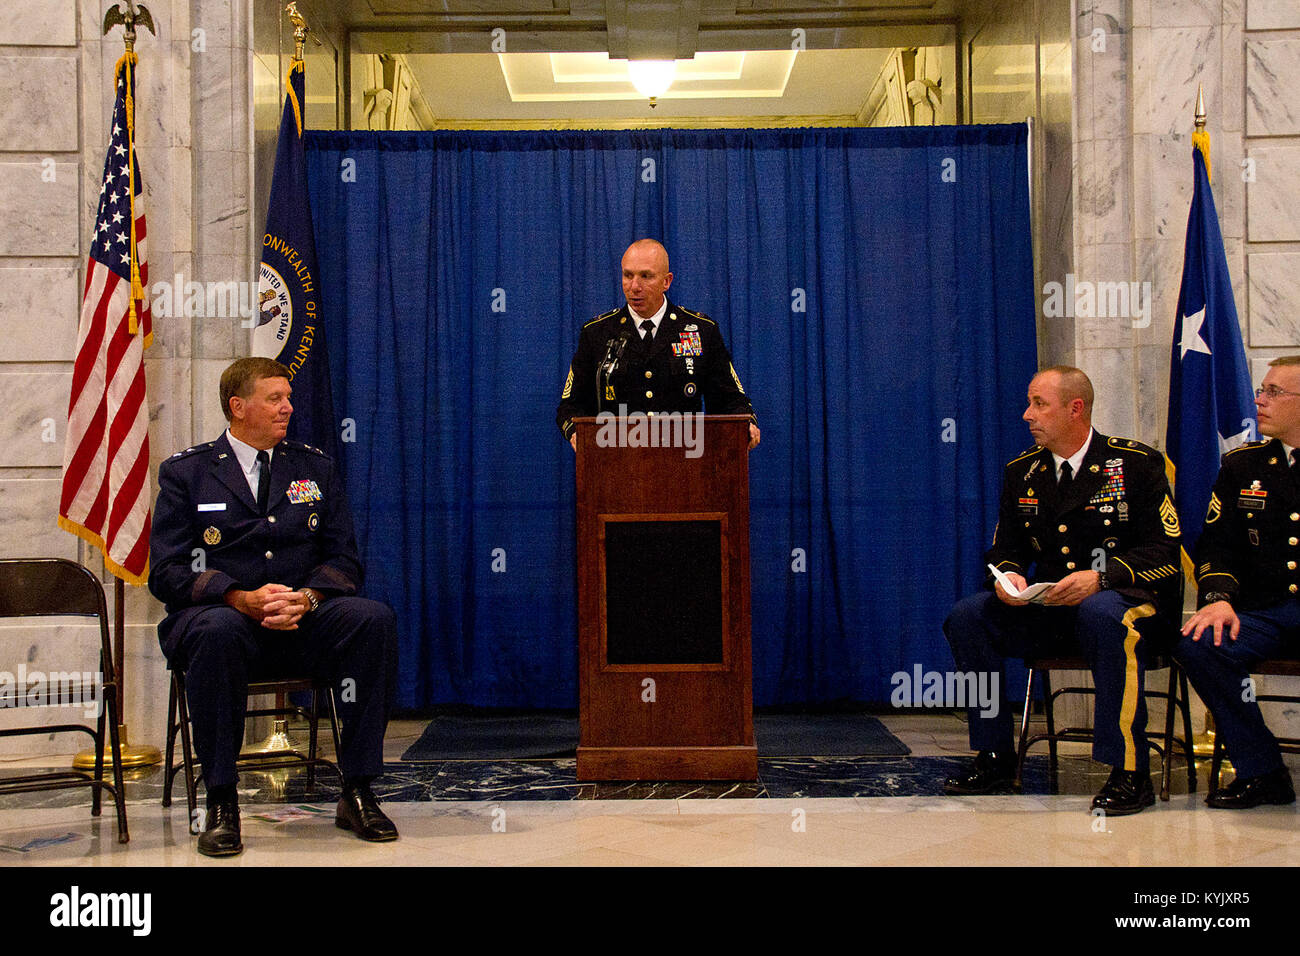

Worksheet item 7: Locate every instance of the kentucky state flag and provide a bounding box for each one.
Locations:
[253,59,337,460]
[1166,143,1256,553]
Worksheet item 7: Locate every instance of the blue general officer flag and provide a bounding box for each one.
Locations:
[254,59,337,459]
[1166,143,1256,553]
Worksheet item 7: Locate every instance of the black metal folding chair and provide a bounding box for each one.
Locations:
[0,558,128,842]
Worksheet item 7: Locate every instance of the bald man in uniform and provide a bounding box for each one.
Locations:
[556,239,759,450]
[943,366,1183,814]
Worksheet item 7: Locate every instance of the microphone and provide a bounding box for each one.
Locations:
[609,331,630,371]
[600,331,630,375]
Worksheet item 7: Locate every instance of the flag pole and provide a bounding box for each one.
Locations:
[1186,83,1221,764]
[73,0,161,772]
[240,2,317,766]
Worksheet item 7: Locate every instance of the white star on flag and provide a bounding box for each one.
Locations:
[1218,423,1254,456]
[1180,306,1211,360]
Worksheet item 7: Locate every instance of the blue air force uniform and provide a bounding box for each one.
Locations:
[944,431,1183,771]
[149,433,397,789]
[1176,438,1300,779]
[556,298,756,441]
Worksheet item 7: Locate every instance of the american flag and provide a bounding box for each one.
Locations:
[58,56,152,585]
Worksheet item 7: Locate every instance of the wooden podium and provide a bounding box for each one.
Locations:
[573,414,757,781]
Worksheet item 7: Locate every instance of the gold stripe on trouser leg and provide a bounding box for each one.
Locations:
[1118,603,1157,771]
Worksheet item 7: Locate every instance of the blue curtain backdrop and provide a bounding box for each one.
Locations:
[304,125,1037,710]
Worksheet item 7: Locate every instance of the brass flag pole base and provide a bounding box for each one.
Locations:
[73,722,161,770]
[240,719,301,758]
[1193,710,1218,758]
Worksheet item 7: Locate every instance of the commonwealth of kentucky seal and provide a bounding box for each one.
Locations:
[253,261,293,355]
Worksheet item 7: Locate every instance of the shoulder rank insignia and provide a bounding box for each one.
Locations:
[1160,495,1181,536]
[1205,491,1222,524]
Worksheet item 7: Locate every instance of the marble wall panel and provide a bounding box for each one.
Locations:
[193,0,235,52]
[1134,344,1170,444]
[1222,22,1244,133]
[1250,356,1273,392]
[1247,0,1300,29]
[1246,38,1300,137]
[1134,26,1218,137]
[0,371,72,466]
[0,479,77,560]
[1088,33,1129,143]
[0,1,76,46]
[1248,252,1300,347]
[1081,138,1132,245]
[0,56,78,153]
[1077,347,1137,438]
[0,266,79,361]
[1213,130,1246,241]
[193,357,233,443]
[1246,145,1300,242]
[194,44,236,154]
[115,622,169,745]
[1154,0,1223,26]
[145,353,193,462]
[148,253,195,358]
[0,162,78,256]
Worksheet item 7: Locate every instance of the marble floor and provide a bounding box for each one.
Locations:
[0,713,1296,867]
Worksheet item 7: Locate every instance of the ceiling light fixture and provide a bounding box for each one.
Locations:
[627,59,676,104]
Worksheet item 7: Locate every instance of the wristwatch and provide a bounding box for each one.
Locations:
[1203,591,1233,607]
[1096,570,1110,590]
[301,588,320,613]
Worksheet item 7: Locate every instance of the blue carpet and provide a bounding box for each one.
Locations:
[398,710,910,761]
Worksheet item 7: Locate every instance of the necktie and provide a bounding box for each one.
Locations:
[256,450,271,513]
[640,319,655,345]
[1058,460,1073,493]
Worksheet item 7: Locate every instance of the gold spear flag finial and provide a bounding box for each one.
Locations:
[1193,83,1211,182]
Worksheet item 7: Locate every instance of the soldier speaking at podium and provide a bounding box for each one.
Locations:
[557,239,760,450]
[149,357,399,857]
[943,366,1183,815]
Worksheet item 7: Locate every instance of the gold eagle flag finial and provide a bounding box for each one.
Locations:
[286,3,322,64]
[102,2,155,52]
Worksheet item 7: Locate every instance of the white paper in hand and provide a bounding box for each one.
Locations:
[987,564,1057,604]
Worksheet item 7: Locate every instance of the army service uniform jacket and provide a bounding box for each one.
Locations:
[148,432,364,658]
[985,430,1183,617]
[556,298,756,441]
[1194,437,1300,611]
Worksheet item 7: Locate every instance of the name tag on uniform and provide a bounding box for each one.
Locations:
[197,503,227,512]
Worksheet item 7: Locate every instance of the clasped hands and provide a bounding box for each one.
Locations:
[225,584,316,630]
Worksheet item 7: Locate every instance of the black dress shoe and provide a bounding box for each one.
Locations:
[944,750,1017,795]
[1091,768,1155,816]
[1207,767,1296,809]
[197,800,243,857]
[336,784,398,842]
